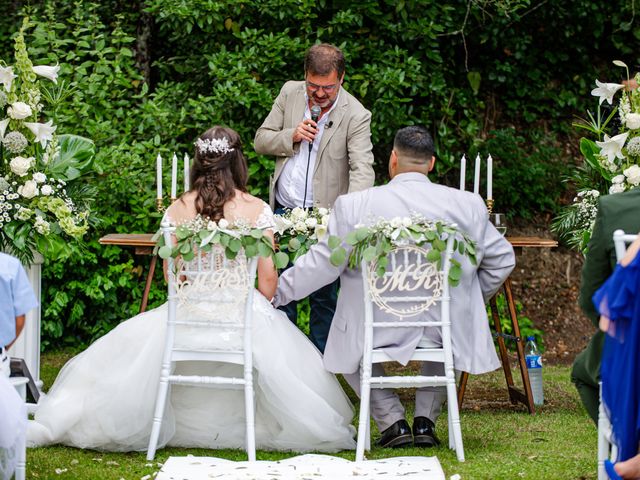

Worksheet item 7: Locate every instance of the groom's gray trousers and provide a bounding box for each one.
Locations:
[343,361,449,432]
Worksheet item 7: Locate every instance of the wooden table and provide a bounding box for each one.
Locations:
[457,236,558,415]
[99,234,156,313]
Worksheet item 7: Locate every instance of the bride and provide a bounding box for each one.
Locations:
[28,126,356,453]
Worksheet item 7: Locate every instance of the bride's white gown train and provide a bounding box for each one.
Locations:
[27,292,356,452]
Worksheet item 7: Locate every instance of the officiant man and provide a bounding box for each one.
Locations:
[254,43,374,352]
[274,126,515,448]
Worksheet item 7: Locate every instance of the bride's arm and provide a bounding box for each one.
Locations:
[257,230,278,300]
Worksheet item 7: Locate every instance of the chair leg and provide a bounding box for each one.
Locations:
[244,373,256,462]
[446,379,465,462]
[597,383,610,480]
[147,368,171,460]
[356,380,372,462]
[15,431,26,480]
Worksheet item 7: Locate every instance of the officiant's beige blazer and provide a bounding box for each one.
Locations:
[254,80,374,208]
[275,172,515,375]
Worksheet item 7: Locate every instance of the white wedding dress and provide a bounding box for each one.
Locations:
[28,205,356,453]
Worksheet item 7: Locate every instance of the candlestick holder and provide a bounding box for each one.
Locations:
[156,198,165,213]
[486,198,494,215]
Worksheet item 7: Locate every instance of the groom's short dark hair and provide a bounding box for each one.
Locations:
[393,126,434,163]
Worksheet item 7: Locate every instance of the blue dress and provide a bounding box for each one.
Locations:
[594,251,640,463]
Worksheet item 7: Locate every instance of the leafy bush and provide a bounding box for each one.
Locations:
[0,0,636,347]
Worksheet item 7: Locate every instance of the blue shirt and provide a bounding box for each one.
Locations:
[0,253,38,347]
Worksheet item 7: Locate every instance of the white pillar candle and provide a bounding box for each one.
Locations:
[171,153,178,199]
[156,154,162,199]
[459,154,466,191]
[184,153,190,192]
[487,154,493,200]
[473,153,481,195]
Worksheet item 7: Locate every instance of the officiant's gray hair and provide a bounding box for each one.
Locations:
[393,126,434,165]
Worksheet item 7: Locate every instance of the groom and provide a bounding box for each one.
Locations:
[274,126,515,448]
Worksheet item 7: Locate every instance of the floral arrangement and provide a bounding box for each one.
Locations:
[0,19,96,263]
[552,60,640,251]
[328,214,477,285]
[273,207,330,262]
[154,215,289,269]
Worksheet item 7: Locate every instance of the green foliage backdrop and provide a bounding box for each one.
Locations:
[0,0,637,347]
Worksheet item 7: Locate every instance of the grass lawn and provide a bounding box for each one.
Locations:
[27,351,597,479]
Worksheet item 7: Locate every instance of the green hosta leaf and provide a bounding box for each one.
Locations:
[275,251,290,269]
[329,246,347,267]
[158,245,172,259]
[48,134,96,181]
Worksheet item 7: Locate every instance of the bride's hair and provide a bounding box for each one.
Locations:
[190,126,248,222]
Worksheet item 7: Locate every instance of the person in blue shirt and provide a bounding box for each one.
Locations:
[0,252,38,375]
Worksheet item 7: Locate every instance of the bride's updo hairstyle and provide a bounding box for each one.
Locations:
[190,126,248,222]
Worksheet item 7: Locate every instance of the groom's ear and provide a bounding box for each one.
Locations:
[388,150,398,178]
[428,155,436,172]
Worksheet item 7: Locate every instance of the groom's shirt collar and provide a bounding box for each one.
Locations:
[390,172,431,184]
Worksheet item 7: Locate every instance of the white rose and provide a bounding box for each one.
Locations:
[304,217,318,228]
[290,207,306,221]
[390,217,402,228]
[18,180,38,199]
[611,174,625,184]
[218,218,229,229]
[294,221,306,232]
[41,184,53,196]
[33,172,46,183]
[7,101,32,120]
[626,113,640,130]
[10,156,33,176]
[623,164,640,186]
[401,217,412,227]
[609,183,626,194]
[206,220,217,231]
[317,207,328,216]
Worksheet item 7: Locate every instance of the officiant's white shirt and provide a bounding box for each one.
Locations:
[275,92,340,209]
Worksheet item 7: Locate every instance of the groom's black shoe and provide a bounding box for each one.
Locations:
[376,419,413,448]
[413,416,440,447]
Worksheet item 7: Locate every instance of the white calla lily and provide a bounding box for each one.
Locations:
[0,66,17,92]
[32,64,60,84]
[24,120,57,148]
[591,79,625,105]
[595,132,629,163]
[0,118,9,138]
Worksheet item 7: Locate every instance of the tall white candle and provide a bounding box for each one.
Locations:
[156,154,162,199]
[473,153,481,195]
[171,153,178,199]
[459,154,466,191]
[184,153,190,192]
[487,154,493,200]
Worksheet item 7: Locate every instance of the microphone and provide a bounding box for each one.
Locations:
[309,105,321,151]
[326,121,333,129]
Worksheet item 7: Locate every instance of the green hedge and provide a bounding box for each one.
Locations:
[1,0,637,347]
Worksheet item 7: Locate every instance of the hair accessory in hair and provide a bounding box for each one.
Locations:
[194,137,234,155]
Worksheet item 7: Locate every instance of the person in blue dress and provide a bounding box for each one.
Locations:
[593,235,640,479]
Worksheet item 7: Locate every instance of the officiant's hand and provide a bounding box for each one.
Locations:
[292,119,317,144]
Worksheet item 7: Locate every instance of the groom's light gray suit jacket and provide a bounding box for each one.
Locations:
[275,172,515,375]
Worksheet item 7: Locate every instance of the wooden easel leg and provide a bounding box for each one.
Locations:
[490,293,517,404]
[504,278,536,414]
[457,371,469,409]
[140,255,158,313]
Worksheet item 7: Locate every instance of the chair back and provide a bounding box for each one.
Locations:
[360,237,455,362]
[613,229,638,262]
[161,221,258,355]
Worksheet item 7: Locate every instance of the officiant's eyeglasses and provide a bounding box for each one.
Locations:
[306,81,338,93]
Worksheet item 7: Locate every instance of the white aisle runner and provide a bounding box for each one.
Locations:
[157,454,445,480]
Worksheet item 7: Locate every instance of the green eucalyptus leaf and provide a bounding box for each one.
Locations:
[330,246,347,267]
[275,251,290,269]
[426,249,441,262]
[158,245,173,259]
[362,245,377,262]
[288,237,301,251]
[328,235,341,249]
